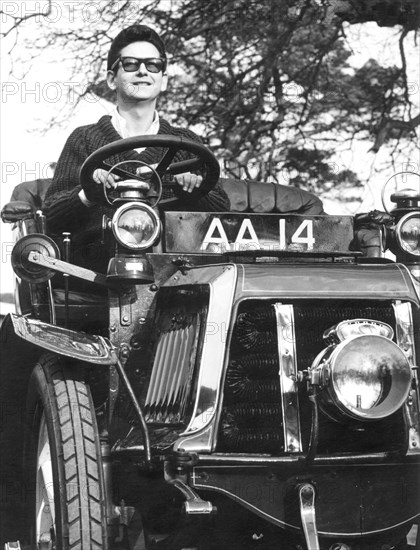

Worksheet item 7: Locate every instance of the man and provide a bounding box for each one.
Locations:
[44,25,230,279]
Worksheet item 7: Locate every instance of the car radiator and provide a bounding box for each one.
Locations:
[218,299,406,455]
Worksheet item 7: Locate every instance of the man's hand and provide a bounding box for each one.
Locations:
[80,168,121,206]
[92,168,121,189]
[174,172,203,193]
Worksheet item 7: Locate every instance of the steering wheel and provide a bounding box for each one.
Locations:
[79,135,220,205]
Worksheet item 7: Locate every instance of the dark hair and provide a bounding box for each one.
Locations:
[107,24,167,71]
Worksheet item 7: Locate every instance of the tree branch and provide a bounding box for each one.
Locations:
[370,114,420,152]
[324,0,420,29]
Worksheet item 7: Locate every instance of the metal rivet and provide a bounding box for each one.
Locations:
[120,345,130,358]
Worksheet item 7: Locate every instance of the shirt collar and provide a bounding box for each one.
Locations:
[110,107,160,139]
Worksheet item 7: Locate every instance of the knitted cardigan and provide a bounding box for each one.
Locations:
[44,115,230,278]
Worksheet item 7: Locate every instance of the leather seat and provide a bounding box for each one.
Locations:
[9,178,51,211]
[1,179,52,229]
[219,178,324,214]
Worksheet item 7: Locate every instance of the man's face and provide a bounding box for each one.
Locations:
[107,41,168,104]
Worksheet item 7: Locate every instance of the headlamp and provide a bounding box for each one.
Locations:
[311,333,412,422]
[395,212,420,257]
[112,202,161,250]
[323,319,393,344]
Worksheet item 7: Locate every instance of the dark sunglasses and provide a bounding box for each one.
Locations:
[111,56,166,74]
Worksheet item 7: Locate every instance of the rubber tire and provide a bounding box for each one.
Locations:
[24,353,108,549]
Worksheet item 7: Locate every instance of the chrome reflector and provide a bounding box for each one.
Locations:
[311,334,412,421]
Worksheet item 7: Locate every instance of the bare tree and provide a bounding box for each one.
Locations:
[1,0,418,193]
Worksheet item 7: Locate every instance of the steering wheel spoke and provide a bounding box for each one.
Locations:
[167,158,203,175]
[155,147,179,176]
[99,161,146,182]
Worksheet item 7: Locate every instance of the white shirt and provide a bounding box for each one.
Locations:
[110,107,160,149]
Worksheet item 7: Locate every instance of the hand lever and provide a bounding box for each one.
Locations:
[299,483,320,550]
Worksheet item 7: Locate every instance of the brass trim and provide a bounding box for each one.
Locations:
[273,303,302,453]
[171,264,238,453]
[393,301,420,454]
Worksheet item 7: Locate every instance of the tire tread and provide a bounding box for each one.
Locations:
[29,355,107,549]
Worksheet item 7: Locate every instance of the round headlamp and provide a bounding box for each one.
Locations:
[395,212,420,257]
[112,202,161,250]
[312,334,412,422]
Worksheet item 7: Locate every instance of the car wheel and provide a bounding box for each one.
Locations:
[24,353,108,549]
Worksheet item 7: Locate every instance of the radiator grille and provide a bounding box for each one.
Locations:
[218,299,403,455]
[144,290,207,425]
[220,304,283,453]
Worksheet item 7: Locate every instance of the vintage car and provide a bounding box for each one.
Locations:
[0,136,419,550]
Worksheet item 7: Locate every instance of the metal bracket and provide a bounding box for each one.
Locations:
[172,478,216,515]
[299,483,320,550]
[28,250,111,287]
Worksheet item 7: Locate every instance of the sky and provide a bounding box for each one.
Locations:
[0,3,419,305]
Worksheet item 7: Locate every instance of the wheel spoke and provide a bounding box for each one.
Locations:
[167,157,202,174]
[155,147,178,175]
[99,161,143,181]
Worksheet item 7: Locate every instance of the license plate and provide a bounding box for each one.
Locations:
[164,213,354,253]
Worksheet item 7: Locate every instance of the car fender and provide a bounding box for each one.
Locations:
[6,313,117,366]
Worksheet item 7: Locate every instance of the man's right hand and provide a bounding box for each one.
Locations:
[92,169,121,189]
[79,169,122,206]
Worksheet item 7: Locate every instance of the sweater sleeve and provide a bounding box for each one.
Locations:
[43,127,92,234]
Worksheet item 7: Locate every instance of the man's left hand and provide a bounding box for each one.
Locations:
[174,172,203,193]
